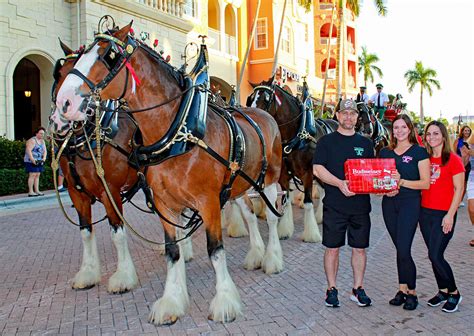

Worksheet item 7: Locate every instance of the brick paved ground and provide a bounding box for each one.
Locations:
[0,195,472,335]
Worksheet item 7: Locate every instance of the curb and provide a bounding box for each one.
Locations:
[0,192,72,213]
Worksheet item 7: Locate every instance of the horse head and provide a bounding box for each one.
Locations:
[246,77,275,110]
[356,102,374,137]
[54,22,135,131]
[50,40,83,136]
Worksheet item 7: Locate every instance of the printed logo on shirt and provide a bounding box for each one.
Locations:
[354,147,364,156]
[430,163,441,184]
[402,155,413,163]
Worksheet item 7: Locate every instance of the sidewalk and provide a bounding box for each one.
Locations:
[0,190,71,217]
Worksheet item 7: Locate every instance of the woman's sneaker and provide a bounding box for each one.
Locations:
[442,293,462,313]
[389,291,407,306]
[325,287,340,307]
[427,291,448,307]
[350,287,372,307]
[403,294,418,310]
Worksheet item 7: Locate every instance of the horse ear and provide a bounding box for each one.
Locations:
[58,38,73,56]
[248,80,258,88]
[114,21,133,41]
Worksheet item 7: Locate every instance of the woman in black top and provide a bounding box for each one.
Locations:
[379,114,430,310]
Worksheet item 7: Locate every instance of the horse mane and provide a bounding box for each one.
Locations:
[274,84,302,111]
[136,39,185,88]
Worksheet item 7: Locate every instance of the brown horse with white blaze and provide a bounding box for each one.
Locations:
[53,22,283,325]
[50,41,141,294]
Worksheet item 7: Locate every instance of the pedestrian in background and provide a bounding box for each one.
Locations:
[379,114,430,310]
[369,83,389,120]
[313,99,375,308]
[453,125,471,206]
[421,121,464,313]
[24,127,47,197]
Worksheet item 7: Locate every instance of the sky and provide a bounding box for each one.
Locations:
[356,0,473,123]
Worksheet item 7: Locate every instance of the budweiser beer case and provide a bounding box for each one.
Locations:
[344,158,398,194]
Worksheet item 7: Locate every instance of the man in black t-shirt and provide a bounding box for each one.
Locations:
[313,99,375,308]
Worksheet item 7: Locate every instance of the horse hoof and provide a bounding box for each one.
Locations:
[208,314,236,323]
[73,284,95,290]
[160,316,178,326]
[279,235,290,240]
[109,288,131,295]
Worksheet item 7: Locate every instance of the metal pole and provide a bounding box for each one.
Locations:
[320,0,336,115]
[236,0,262,104]
[271,0,288,77]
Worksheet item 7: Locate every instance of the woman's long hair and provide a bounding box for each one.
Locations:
[424,120,452,166]
[457,125,471,140]
[388,114,418,150]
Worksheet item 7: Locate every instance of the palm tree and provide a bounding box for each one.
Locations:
[404,61,441,122]
[358,46,383,87]
[336,0,387,98]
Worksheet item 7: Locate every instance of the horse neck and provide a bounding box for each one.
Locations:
[272,90,300,141]
[125,48,182,145]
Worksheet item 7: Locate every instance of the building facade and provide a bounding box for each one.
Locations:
[0,0,358,140]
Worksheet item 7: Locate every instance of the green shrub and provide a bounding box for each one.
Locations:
[0,137,26,169]
[0,166,54,196]
[0,136,54,195]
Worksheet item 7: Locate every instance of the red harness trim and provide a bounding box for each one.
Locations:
[125,61,141,86]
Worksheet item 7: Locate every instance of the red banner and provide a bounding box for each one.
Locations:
[345,158,398,194]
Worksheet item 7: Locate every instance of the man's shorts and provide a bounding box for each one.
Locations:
[467,171,474,200]
[322,205,371,248]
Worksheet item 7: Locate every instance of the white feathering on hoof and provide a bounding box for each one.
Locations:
[209,249,242,323]
[226,201,249,238]
[108,227,138,293]
[262,184,284,274]
[72,229,101,289]
[148,255,189,325]
[301,203,322,243]
[277,199,294,240]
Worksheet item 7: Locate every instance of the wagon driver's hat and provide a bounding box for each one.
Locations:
[376,83,383,88]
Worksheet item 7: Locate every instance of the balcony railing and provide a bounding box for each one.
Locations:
[320,37,337,45]
[208,28,220,51]
[225,35,236,56]
[137,0,183,18]
[319,3,333,10]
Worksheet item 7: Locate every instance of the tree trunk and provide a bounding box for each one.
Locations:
[420,86,424,123]
[236,0,261,103]
[320,0,336,115]
[336,0,346,100]
[271,0,288,77]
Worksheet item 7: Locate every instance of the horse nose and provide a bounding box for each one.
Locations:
[62,99,71,114]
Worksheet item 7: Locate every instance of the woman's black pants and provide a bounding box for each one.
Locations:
[419,207,458,293]
[382,196,420,290]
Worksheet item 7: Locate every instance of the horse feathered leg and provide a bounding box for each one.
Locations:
[235,196,265,270]
[149,208,189,326]
[300,177,322,243]
[71,192,101,290]
[262,183,284,274]
[225,200,249,238]
[277,191,294,240]
[204,201,242,323]
[108,226,139,293]
[102,196,138,294]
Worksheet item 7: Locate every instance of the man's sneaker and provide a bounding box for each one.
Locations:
[58,186,67,192]
[442,293,462,313]
[350,287,372,307]
[403,294,418,310]
[427,291,448,307]
[325,287,340,307]
[389,291,407,306]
